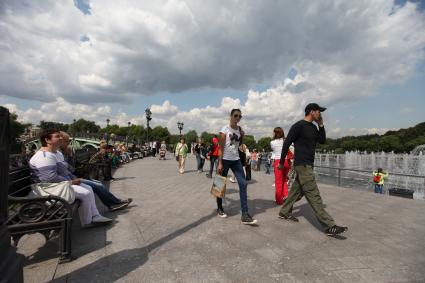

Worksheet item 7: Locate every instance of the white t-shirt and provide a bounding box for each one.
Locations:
[220,125,241,161]
[270,138,284,160]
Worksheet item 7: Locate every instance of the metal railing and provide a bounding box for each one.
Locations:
[314,165,425,187]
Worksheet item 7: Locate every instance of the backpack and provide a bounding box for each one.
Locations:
[373,174,381,183]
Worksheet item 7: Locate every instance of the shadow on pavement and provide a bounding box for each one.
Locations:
[51,212,217,282]
[110,177,136,181]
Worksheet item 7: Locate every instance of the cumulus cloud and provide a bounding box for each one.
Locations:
[0,75,397,139]
[5,97,112,125]
[1,0,425,137]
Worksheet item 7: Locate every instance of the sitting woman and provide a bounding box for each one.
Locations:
[29,129,112,227]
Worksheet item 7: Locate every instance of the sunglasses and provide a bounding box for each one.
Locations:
[233,114,242,119]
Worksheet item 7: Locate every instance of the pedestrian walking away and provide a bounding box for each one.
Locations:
[216,109,257,225]
[206,136,220,178]
[270,127,294,205]
[194,138,206,173]
[277,103,348,236]
[373,168,389,194]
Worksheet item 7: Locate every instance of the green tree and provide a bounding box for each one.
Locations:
[200,131,216,145]
[128,125,146,142]
[151,126,171,143]
[380,135,402,152]
[39,120,69,131]
[10,113,30,154]
[169,134,181,146]
[243,135,256,151]
[70,119,100,133]
[257,137,272,152]
[185,130,198,144]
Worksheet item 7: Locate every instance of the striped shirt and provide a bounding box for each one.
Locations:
[29,150,75,183]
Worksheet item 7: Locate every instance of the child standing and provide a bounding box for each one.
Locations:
[373,168,389,194]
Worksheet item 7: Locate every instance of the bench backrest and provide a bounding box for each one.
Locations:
[73,148,97,164]
[8,155,32,198]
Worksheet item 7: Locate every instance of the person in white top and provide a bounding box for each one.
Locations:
[270,127,294,205]
[216,109,257,225]
[29,129,113,227]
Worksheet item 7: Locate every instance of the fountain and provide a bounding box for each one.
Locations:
[315,150,425,200]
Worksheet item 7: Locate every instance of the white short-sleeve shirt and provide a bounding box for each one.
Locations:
[270,138,284,160]
[220,125,241,161]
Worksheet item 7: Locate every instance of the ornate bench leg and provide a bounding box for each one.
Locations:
[58,219,73,263]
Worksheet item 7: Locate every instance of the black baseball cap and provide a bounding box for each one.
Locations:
[305,103,326,114]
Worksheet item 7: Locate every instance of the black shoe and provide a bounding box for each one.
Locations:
[241,214,258,225]
[325,225,348,236]
[109,201,129,211]
[278,212,299,222]
[217,209,227,218]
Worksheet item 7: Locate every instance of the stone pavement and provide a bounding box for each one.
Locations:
[18,155,425,282]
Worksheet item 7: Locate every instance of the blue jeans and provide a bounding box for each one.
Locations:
[265,163,271,174]
[196,154,205,171]
[216,159,249,215]
[209,156,218,176]
[81,179,122,208]
[374,184,384,194]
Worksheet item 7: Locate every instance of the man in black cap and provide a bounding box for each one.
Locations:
[277,103,348,236]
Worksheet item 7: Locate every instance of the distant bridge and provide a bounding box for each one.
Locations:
[25,132,138,151]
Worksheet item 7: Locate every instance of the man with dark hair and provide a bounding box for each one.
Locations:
[277,103,348,236]
[39,128,59,147]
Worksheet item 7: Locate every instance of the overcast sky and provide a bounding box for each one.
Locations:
[1,0,425,138]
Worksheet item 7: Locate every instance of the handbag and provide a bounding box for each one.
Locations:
[175,155,180,162]
[210,175,227,198]
[30,181,76,204]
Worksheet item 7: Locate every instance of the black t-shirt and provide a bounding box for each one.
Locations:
[279,120,326,166]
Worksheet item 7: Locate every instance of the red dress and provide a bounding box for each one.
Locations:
[273,150,293,205]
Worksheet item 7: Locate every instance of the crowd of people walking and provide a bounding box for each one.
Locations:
[170,103,348,236]
[27,102,349,237]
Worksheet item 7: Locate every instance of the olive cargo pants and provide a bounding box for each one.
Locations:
[279,165,335,229]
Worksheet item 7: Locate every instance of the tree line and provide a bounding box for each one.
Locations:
[316,122,425,153]
[8,113,425,154]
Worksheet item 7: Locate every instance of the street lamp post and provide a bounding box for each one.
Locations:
[126,121,131,147]
[72,119,77,148]
[106,118,110,145]
[145,108,152,146]
[177,121,184,136]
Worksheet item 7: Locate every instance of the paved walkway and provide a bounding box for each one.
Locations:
[18,155,425,282]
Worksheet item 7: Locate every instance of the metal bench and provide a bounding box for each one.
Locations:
[7,154,80,263]
[72,148,100,179]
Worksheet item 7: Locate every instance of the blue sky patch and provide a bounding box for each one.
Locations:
[73,0,91,15]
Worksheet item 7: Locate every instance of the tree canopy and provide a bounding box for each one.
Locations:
[317,122,425,153]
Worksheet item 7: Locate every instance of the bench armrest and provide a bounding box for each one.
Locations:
[8,195,74,225]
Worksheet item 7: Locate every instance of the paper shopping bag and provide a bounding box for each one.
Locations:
[210,175,227,198]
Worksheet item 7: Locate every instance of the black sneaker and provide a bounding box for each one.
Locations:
[241,214,258,225]
[325,225,348,236]
[278,212,299,222]
[217,209,227,218]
